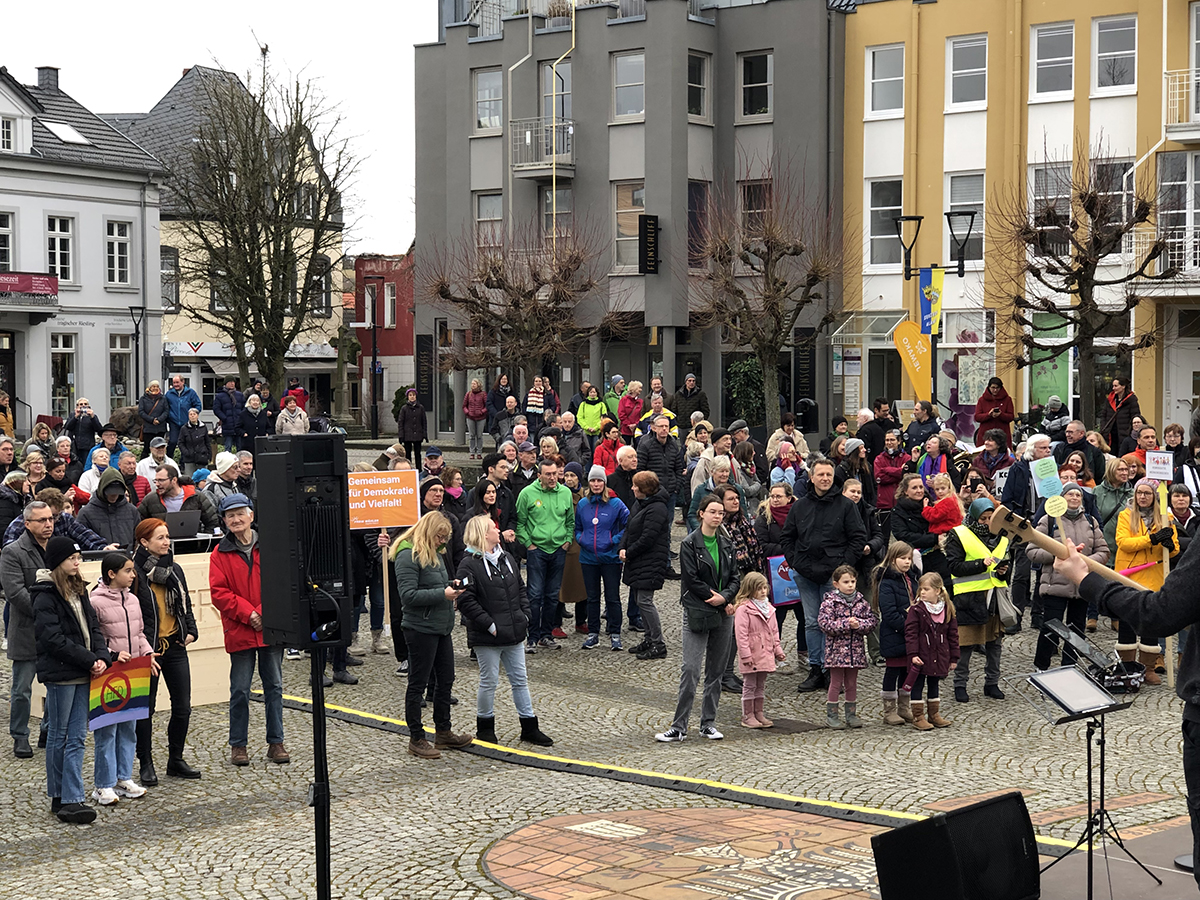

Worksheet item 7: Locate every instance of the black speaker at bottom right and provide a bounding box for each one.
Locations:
[871,791,1040,900]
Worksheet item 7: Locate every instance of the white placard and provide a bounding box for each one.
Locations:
[1146,450,1174,481]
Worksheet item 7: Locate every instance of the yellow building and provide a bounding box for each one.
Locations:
[842,0,1200,440]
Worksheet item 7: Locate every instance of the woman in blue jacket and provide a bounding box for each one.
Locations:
[576,464,629,651]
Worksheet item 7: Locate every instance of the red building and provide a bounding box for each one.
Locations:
[354,251,414,432]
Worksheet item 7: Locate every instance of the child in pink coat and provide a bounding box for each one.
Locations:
[733,572,785,729]
[818,564,879,730]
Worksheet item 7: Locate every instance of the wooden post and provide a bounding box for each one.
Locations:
[1162,483,1176,691]
[380,527,391,632]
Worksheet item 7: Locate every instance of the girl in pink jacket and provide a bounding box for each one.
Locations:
[89,552,157,805]
[734,572,786,729]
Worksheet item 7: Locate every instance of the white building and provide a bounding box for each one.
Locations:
[0,65,165,432]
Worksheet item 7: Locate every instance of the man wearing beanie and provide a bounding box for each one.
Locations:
[203,452,243,505]
[576,465,630,650]
[209,493,288,766]
[605,375,626,419]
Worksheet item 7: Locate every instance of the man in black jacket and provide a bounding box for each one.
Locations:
[780,459,867,692]
[671,374,710,424]
[903,401,942,453]
[1053,420,1106,480]
[857,398,898,465]
[637,416,685,509]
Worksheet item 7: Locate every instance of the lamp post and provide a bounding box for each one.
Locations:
[362,276,383,441]
[128,306,146,402]
[893,211,977,410]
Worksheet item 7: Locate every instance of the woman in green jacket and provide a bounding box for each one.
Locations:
[393,512,474,759]
[577,385,609,442]
[1091,456,1134,631]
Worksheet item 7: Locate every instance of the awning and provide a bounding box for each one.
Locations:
[205,359,337,377]
[829,310,909,344]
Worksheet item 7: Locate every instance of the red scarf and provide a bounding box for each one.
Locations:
[770,502,792,527]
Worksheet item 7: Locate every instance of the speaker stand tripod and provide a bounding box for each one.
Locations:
[309,647,332,900]
[1039,715,1161,898]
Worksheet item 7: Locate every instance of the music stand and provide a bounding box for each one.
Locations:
[1006,665,1159,900]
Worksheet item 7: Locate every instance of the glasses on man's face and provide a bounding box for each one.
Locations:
[29,516,53,524]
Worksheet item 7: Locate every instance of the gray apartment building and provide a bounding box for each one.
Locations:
[415,0,846,439]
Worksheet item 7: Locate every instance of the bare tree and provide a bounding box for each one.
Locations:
[423,216,616,390]
[691,157,844,433]
[990,138,1177,428]
[167,54,356,394]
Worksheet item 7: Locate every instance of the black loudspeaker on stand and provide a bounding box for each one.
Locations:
[871,791,1040,900]
[256,433,354,900]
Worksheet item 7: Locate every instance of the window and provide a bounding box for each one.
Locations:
[687,180,709,269]
[614,180,645,268]
[941,311,997,441]
[1095,16,1136,91]
[948,36,987,107]
[948,173,984,262]
[294,184,319,221]
[740,180,772,233]
[384,282,396,329]
[0,213,11,273]
[209,265,230,313]
[364,283,376,327]
[0,118,12,152]
[50,333,75,420]
[541,186,573,240]
[868,180,902,266]
[1157,150,1195,271]
[308,255,332,315]
[1094,159,1134,232]
[869,45,904,114]
[109,333,131,410]
[160,247,178,312]
[739,52,773,121]
[474,68,503,133]
[106,221,131,285]
[1031,161,1072,256]
[1033,23,1074,97]
[475,193,503,251]
[47,216,72,282]
[542,61,571,121]
[688,53,709,120]
[613,52,645,120]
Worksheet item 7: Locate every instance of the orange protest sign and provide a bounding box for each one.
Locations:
[347,470,421,530]
[892,320,931,401]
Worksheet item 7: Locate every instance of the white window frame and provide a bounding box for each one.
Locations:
[612,51,645,123]
[541,185,573,241]
[109,333,132,408]
[0,211,12,273]
[865,179,903,272]
[50,332,76,420]
[0,118,13,153]
[1093,15,1137,96]
[687,52,710,123]
[737,51,773,124]
[1030,161,1073,258]
[866,44,905,119]
[474,192,503,251]
[1031,22,1075,101]
[384,282,397,329]
[160,246,178,312]
[363,283,376,328]
[473,68,503,135]
[46,216,74,284]
[946,172,985,266]
[613,180,645,272]
[946,35,987,112]
[105,220,132,286]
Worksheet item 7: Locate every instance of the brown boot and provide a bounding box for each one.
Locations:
[896,690,914,724]
[230,746,249,767]
[266,742,290,764]
[927,699,951,728]
[408,738,441,759]
[1139,649,1162,686]
[753,697,773,728]
[882,692,904,726]
[1086,618,1098,633]
[433,729,474,749]
[1115,645,1137,663]
[741,697,762,728]
[910,701,934,731]
[1153,653,1166,674]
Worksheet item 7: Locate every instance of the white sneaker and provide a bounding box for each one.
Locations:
[92,787,119,805]
[114,779,146,799]
[700,725,724,740]
[655,727,686,743]
[285,649,303,661]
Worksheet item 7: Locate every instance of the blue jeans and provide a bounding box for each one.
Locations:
[354,572,385,632]
[222,428,237,452]
[166,419,183,455]
[94,719,137,788]
[45,682,89,803]
[583,562,623,635]
[228,646,284,747]
[795,572,831,669]
[525,547,566,643]
[474,643,534,719]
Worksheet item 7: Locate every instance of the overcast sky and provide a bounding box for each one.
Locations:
[4,2,440,256]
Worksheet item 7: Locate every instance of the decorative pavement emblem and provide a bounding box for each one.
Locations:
[483,808,883,899]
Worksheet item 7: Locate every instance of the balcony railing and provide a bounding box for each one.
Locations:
[1166,69,1200,140]
[617,0,645,17]
[1128,229,1200,281]
[510,117,575,171]
[463,0,572,38]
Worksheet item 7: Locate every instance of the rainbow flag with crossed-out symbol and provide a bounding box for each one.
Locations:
[88,656,152,731]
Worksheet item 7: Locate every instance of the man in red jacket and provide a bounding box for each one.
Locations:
[208,493,288,766]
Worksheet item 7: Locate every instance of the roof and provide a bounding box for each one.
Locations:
[0,67,165,176]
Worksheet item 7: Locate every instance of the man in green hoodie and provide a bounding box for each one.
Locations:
[605,375,626,419]
[516,459,575,651]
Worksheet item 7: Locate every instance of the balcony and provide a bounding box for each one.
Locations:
[1128,229,1200,284]
[1166,70,1200,143]
[510,117,575,179]
[462,0,573,38]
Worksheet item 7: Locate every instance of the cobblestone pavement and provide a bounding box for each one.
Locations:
[1,501,1191,898]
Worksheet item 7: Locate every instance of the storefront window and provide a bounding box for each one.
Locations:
[110,334,132,410]
[939,311,995,441]
[51,333,75,420]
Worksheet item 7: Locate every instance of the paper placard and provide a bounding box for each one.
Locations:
[1032,455,1063,498]
[347,470,421,530]
[1146,450,1174,481]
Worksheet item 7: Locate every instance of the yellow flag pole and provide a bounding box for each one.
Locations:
[1160,482,1175,691]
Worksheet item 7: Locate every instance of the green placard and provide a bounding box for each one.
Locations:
[1029,313,1070,407]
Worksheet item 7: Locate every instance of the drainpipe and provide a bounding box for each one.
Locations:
[549,1,576,258]
[140,176,151,385]
[506,9,534,236]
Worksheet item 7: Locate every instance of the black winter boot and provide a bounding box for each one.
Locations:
[476,716,498,744]
[797,665,824,693]
[518,716,554,747]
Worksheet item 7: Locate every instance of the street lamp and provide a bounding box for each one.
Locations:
[892,212,978,409]
[361,275,383,441]
[128,305,146,402]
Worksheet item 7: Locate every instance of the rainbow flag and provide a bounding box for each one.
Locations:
[88,657,152,731]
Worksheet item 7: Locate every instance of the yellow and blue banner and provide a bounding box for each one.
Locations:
[919,267,944,336]
[89,657,152,731]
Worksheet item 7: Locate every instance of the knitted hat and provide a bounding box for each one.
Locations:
[588,464,607,482]
[419,478,444,505]
[44,537,81,572]
[611,374,624,388]
[843,438,865,456]
[193,468,211,485]
[968,498,995,521]
[563,461,584,480]
[214,452,240,476]
[710,428,730,444]
[1061,482,1083,496]
[1046,395,1063,410]
[1134,477,1158,491]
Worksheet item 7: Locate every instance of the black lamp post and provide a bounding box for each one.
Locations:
[362,276,383,441]
[893,211,978,409]
[128,306,146,402]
